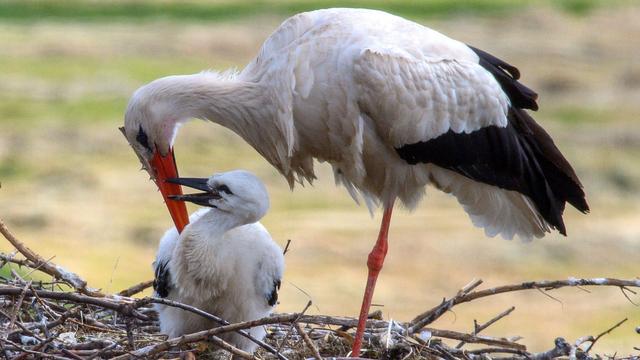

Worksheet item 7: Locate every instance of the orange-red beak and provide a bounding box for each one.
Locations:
[150,147,189,233]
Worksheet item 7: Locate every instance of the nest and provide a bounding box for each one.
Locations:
[1,219,638,359]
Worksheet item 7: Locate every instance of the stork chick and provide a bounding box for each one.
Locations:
[153,170,284,353]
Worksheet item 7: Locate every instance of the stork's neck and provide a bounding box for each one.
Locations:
[142,73,278,153]
[187,208,247,240]
[177,208,248,262]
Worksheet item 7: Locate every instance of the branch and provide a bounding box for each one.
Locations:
[408,278,640,333]
[408,278,483,333]
[0,286,148,320]
[295,323,323,360]
[134,297,287,360]
[208,336,258,360]
[455,306,516,349]
[420,328,525,350]
[0,218,103,297]
[530,337,572,360]
[584,318,627,353]
[117,280,153,297]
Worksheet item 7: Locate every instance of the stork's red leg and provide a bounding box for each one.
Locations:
[351,201,395,357]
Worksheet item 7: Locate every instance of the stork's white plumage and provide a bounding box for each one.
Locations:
[123,8,588,356]
[152,170,284,353]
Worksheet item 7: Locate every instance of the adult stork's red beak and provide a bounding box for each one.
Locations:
[150,147,189,233]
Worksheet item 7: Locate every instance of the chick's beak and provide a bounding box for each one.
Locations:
[167,177,221,208]
[150,147,190,233]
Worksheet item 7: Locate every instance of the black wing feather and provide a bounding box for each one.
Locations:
[395,45,588,235]
[153,260,172,298]
[467,45,539,111]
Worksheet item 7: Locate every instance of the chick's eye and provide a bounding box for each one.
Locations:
[218,184,233,194]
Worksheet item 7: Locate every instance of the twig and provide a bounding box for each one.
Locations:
[209,336,259,360]
[135,297,287,360]
[619,287,638,306]
[0,286,148,320]
[455,306,516,349]
[8,280,32,331]
[117,280,153,297]
[278,300,312,352]
[61,348,86,360]
[531,337,571,360]
[85,342,118,360]
[584,318,627,353]
[570,335,592,360]
[283,239,292,255]
[295,323,323,360]
[408,278,640,334]
[409,279,483,333]
[113,330,257,360]
[421,328,525,350]
[0,338,69,360]
[0,253,33,268]
[125,318,135,350]
[0,218,103,297]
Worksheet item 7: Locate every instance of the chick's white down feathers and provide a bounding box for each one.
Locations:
[153,170,284,353]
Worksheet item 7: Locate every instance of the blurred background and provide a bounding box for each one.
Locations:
[0,0,639,354]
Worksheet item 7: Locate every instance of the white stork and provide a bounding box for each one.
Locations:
[152,170,284,353]
[122,8,588,356]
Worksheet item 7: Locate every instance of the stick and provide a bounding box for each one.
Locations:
[408,278,640,333]
[0,286,148,320]
[584,318,627,353]
[0,218,103,297]
[530,337,571,360]
[455,306,516,349]
[0,253,33,268]
[278,300,312,352]
[113,331,257,360]
[0,338,69,360]
[117,280,153,297]
[283,239,292,255]
[8,280,31,331]
[419,328,525,350]
[208,336,258,360]
[295,323,323,360]
[136,297,287,360]
[409,278,483,333]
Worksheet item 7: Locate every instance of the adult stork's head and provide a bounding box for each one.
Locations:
[121,76,196,233]
[122,72,274,232]
[169,170,270,225]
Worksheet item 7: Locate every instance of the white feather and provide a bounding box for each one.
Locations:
[125,8,559,241]
[153,171,284,353]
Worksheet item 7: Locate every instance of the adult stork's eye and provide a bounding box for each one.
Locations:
[218,184,233,194]
[136,125,152,152]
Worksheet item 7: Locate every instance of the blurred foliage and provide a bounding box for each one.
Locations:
[0,0,630,22]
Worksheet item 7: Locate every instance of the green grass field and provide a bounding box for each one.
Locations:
[1,1,639,354]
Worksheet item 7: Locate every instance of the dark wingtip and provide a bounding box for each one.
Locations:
[571,197,590,214]
[468,44,539,111]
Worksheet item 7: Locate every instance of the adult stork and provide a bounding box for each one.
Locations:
[153,170,284,353]
[122,8,588,356]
